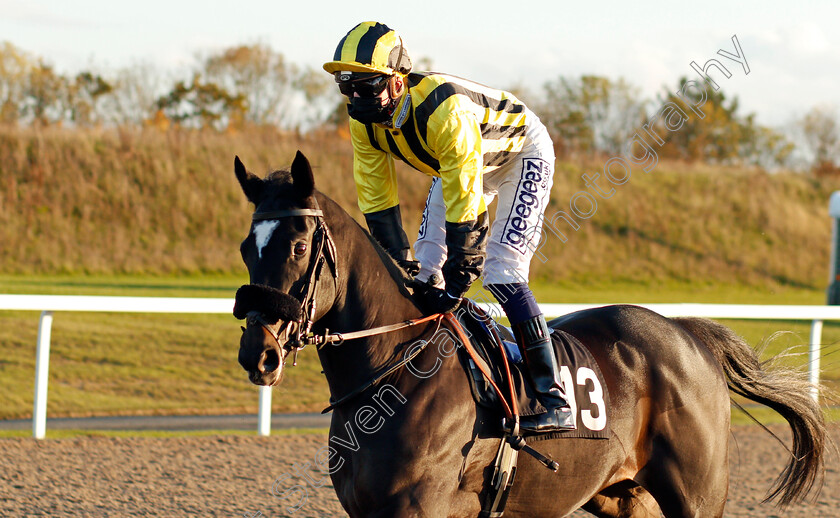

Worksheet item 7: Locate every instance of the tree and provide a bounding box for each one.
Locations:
[0,41,33,125]
[1,44,115,127]
[738,122,795,170]
[199,43,334,130]
[657,78,736,162]
[0,41,339,130]
[537,75,646,157]
[648,77,800,170]
[155,74,246,129]
[110,63,164,125]
[67,71,113,126]
[655,77,755,164]
[21,60,69,125]
[202,43,289,126]
[799,106,839,175]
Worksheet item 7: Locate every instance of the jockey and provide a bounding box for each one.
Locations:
[324,21,574,433]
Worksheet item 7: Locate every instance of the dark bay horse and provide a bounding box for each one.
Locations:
[233,151,827,517]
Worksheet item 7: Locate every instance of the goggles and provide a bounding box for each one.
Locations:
[335,73,391,97]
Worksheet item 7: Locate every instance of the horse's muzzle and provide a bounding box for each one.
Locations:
[238,323,285,386]
[234,283,303,386]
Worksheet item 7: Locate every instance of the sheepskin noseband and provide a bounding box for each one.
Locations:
[233,284,304,323]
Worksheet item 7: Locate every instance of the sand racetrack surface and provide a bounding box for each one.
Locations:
[2,424,838,517]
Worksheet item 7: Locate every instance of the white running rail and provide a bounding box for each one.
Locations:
[0,294,836,439]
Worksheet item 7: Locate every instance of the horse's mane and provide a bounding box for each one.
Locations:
[258,167,415,299]
[320,191,415,298]
[359,223,415,289]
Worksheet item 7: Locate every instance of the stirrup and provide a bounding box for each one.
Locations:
[520,406,576,434]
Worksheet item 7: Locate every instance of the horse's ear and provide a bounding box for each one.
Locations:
[290,150,315,198]
[234,155,263,204]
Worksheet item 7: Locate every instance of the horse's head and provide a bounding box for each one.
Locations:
[233,152,337,386]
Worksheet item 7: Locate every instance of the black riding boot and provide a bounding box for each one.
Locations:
[513,315,576,433]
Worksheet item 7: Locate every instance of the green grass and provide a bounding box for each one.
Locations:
[730,406,840,426]
[529,279,828,305]
[0,273,328,418]
[0,310,330,419]
[1,274,838,421]
[0,427,329,440]
[0,272,245,297]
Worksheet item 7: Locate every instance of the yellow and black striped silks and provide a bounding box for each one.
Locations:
[323,21,412,76]
[351,72,532,224]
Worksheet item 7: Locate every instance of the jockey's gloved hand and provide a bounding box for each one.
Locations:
[440,212,489,297]
[411,281,463,314]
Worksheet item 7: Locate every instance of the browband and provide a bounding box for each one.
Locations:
[252,209,324,221]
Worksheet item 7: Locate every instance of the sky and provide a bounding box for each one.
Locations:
[1,0,838,127]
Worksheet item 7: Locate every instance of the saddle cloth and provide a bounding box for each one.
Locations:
[454,310,610,441]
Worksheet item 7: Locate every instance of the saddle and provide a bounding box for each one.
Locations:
[452,305,611,441]
[444,304,612,517]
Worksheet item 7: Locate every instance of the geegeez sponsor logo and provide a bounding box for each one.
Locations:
[502,159,549,254]
[418,178,439,239]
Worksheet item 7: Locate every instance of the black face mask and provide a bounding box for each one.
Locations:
[347,96,393,124]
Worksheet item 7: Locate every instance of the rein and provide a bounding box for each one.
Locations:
[320,313,444,413]
[243,203,443,369]
[312,313,442,348]
[243,204,556,473]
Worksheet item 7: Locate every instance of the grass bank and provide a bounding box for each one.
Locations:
[2,126,840,293]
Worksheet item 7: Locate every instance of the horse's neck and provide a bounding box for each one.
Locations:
[315,194,427,398]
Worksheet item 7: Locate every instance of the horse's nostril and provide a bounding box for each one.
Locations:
[261,347,281,373]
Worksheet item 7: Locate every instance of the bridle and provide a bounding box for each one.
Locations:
[240,202,527,439]
[243,203,439,366]
[246,203,338,365]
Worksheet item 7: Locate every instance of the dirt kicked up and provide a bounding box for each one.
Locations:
[1,425,838,517]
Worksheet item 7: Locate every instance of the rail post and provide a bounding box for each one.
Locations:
[258,385,272,436]
[809,319,823,402]
[33,310,54,439]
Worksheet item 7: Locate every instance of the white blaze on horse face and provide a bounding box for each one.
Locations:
[253,220,281,260]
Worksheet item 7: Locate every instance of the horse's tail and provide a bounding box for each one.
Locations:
[673,316,827,506]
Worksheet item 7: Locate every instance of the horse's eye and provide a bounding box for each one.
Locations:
[293,243,307,256]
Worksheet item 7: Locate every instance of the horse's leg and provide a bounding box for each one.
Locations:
[581,480,660,518]
[635,426,729,518]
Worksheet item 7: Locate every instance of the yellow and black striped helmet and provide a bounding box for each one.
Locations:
[323,22,412,76]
